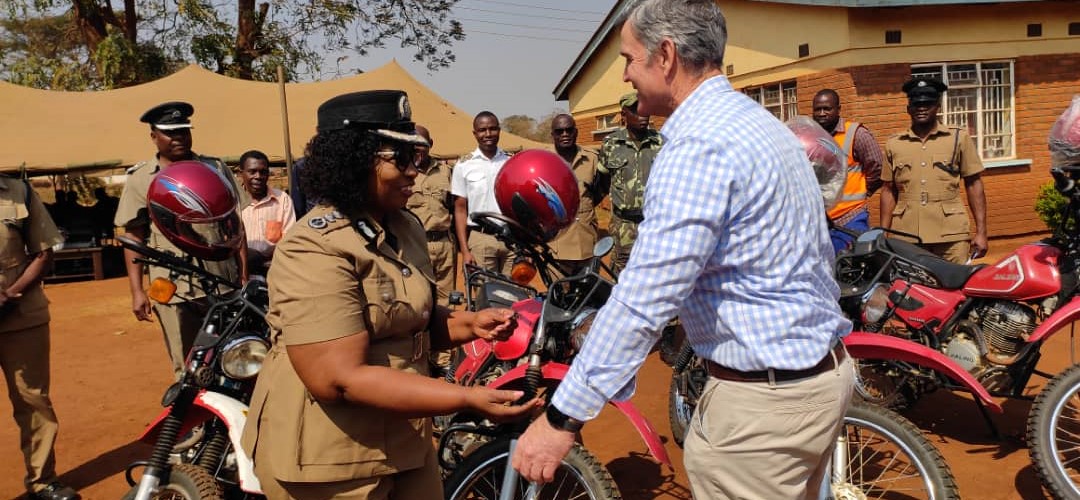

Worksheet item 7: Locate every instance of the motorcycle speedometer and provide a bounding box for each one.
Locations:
[220,336,270,380]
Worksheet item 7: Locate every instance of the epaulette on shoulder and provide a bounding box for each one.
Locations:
[126,160,151,175]
[304,209,350,232]
[458,152,476,162]
[580,146,600,157]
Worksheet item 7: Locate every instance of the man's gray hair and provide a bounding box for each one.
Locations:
[625,0,727,75]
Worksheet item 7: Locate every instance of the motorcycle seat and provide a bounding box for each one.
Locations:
[884,238,985,289]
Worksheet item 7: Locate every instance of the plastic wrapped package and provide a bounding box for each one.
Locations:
[785,115,846,211]
[1050,95,1080,168]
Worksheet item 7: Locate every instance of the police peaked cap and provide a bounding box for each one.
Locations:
[619,92,639,110]
[316,90,429,146]
[141,101,194,130]
[902,78,948,105]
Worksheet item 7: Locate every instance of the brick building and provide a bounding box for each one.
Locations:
[553,0,1080,239]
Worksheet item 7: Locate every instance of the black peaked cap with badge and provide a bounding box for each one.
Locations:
[902,77,948,105]
[140,101,194,130]
[317,90,429,146]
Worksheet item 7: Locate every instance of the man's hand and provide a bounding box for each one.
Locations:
[971,234,989,260]
[512,413,577,483]
[461,251,476,266]
[473,308,517,341]
[132,289,153,321]
[0,289,20,307]
[464,387,543,423]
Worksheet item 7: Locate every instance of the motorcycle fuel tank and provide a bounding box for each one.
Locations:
[963,243,1061,300]
[890,281,966,331]
[493,297,543,361]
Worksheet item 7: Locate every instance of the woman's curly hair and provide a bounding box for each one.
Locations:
[300,128,379,215]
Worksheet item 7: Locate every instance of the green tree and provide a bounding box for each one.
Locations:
[2,0,465,89]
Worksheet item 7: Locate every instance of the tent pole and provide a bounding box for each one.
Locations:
[277,65,294,180]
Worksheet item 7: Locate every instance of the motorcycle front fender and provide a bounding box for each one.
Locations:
[1026,296,1080,344]
[487,363,672,468]
[843,332,1003,413]
[138,391,263,494]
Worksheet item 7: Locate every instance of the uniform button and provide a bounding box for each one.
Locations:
[921,179,926,184]
[402,268,412,277]
[921,162,926,166]
[382,292,392,302]
[422,310,430,319]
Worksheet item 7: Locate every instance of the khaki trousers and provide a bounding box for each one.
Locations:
[922,240,971,264]
[153,299,208,381]
[467,232,514,276]
[684,350,854,499]
[427,237,457,371]
[256,441,442,500]
[0,323,60,492]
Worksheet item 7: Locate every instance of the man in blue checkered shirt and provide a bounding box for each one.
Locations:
[512,1,854,497]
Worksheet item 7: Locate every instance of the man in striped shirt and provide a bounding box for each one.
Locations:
[511,1,853,497]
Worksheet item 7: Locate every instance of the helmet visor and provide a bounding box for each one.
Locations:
[150,203,243,261]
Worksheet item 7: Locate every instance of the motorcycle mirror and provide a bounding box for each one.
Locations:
[593,237,614,258]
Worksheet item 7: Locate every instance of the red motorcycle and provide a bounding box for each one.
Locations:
[836,166,1080,497]
[437,212,670,499]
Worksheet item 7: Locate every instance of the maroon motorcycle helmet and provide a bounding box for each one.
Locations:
[494,149,580,242]
[146,160,243,261]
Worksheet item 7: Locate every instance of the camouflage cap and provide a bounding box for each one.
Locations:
[619,92,638,109]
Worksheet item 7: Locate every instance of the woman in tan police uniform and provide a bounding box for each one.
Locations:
[240,90,540,500]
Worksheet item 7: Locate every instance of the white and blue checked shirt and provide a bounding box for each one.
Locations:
[552,75,852,421]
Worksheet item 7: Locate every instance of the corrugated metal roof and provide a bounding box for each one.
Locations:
[748,0,1039,6]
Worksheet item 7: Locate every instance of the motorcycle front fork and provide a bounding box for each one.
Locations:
[500,439,540,500]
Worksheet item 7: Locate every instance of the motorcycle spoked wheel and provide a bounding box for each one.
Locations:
[836,401,959,500]
[668,356,707,447]
[443,438,621,500]
[122,464,224,500]
[1027,363,1080,499]
[853,360,918,412]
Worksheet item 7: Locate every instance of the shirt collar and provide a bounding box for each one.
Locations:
[662,74,733,140]
[899,122,949,140]
[468,147,509,162]
[249,187,283,206]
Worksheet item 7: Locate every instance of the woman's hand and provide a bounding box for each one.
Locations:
[473,308,517,341]
[465,387,544,423]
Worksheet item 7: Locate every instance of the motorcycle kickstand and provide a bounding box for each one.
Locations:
[973,397,1002,440]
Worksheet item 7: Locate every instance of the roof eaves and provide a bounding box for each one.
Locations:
[552,0,636,102]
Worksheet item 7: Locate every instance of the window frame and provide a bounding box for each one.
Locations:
[910,60,1016,161]
[743,81,799,121]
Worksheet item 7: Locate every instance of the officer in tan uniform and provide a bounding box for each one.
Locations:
[881,78,989,263]
[115,101,248,380]
[240,90,538,499]
[0,177,79,500]
[547,114,601,273]
[406,125,457,375]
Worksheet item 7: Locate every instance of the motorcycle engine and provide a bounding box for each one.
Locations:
[975,301,1036,363]
[943,335,982,372]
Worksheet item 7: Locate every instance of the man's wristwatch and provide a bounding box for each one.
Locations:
[545,405,585,433]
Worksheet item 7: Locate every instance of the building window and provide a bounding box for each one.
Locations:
[743,81,798,121]
[595,113,618,132]
[911,61,1015,160]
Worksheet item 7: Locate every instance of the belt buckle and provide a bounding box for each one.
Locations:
[920,191,928,206]
[411,331,425,362]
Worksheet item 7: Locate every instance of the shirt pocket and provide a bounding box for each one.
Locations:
[940,201,970,236]
[891,201,908,217]
[464,168,489,203]
[931,154,960,189]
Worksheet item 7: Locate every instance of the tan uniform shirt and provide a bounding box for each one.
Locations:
[0,178,63,332]
[114,155,243,300]
[405,158,453,234]
[884,124,984,244]
[549,148,601,261]
[241,205,436,483]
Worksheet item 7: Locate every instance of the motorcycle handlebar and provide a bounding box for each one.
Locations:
[117,235,238,292]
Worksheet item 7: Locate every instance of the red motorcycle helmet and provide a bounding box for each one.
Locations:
[146,160,243,261]
[494,149,580,242]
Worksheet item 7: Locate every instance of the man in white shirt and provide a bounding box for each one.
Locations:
[239,150,296,274]
[451,112,514,275]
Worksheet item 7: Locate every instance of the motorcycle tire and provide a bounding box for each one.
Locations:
[837,401,959,500]
[443,438,622,500]
[657,322,682,366]
[1028,363,1080,499]
[122,464,224,500]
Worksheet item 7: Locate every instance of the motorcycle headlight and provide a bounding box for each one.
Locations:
[220,336,270,380]
[569,308,598,352]
[861,284,890,324]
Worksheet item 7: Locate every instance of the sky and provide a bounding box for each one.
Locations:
[318,0,619,121]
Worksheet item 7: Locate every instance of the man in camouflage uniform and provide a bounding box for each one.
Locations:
[596,92,663,273]
[548,114,601,274]
[115,101,248,380]
[406,125,457,375]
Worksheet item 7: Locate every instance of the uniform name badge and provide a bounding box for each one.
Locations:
[411,331,424,362]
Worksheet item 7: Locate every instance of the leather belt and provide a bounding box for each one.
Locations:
[830,206,867,227]
[470,225,500,236]
[426,230,449,242]
[706,342,846,384]
[613,206,644,224]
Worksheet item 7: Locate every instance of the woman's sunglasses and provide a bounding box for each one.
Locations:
[374,145,417,172]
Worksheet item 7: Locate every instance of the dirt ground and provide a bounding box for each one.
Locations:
[0,235,1068,499]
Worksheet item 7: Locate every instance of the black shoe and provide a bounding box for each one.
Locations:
[29,482,80,500]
